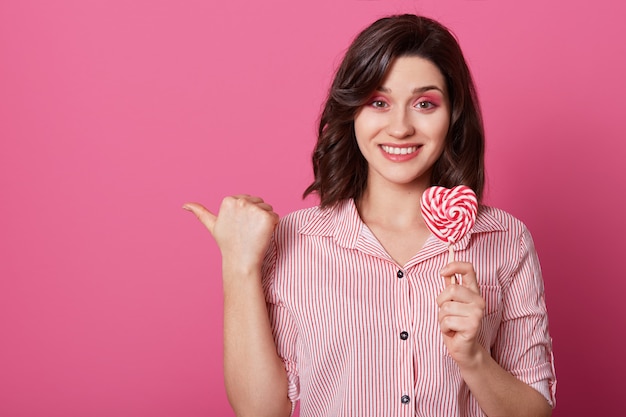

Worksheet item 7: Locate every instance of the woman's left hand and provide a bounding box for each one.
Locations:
[436,261,486,368]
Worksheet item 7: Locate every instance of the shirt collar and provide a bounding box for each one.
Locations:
[297,199,362,248]
[298,199,507,252]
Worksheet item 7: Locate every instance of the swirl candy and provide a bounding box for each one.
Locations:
[420,185,478,244]
[421,185,478,283]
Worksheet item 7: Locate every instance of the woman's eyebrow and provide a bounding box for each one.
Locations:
[376,85,445,94]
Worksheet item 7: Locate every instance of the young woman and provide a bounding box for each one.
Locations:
[184,14,556,417]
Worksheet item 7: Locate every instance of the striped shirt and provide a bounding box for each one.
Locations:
[262,199,556,416]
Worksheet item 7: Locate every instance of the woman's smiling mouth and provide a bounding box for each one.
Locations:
[380,145,420,155]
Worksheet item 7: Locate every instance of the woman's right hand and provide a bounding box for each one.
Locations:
[185,196,291,417]
[183,195,279,273]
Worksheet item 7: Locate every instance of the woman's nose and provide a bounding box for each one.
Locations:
[386,107,415,138]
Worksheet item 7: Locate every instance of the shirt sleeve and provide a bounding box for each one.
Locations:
[261,237,300,412]
[491,227,557,407]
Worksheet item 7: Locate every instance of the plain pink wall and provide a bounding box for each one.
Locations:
[1,0,625,416]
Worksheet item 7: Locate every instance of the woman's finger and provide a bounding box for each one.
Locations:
[182,202,217,233]
[231,194,264,203]
[257,202,276,213]
[436,284,479,307]
[440,261,480,294]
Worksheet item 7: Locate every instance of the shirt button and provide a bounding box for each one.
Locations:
[401,395,410,404]
[400,331,409,340]
[397,270,404,279]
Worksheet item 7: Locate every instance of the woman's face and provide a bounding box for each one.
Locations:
[354,55,450,192]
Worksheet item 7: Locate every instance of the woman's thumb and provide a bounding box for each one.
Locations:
[183,202,217,233]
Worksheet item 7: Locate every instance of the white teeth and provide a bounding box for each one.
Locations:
[381,145,418,155]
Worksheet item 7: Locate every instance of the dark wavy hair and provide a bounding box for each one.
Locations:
[303,14,485,207]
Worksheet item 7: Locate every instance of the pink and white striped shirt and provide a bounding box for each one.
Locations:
[262,199,556,416]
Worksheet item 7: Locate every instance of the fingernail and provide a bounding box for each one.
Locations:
[182,204,191,211]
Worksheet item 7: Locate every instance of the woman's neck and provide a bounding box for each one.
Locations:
[356,181,428,231]
[355,180,433,266]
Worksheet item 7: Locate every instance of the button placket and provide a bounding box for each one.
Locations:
[395,267,413,413]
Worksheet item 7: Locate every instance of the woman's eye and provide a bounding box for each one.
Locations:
[416,101,435,109]
[370,100,388,108]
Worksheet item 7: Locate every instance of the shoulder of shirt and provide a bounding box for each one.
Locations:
[474,205,530,238]
[275,204,337,238]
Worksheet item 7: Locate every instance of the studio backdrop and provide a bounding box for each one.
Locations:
[1,0,625,416]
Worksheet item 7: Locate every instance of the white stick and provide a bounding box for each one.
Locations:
[448,244,461,285]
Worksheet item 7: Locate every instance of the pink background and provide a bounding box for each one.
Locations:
[1,0,625,415]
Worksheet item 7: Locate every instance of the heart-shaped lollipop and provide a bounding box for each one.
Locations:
[421,185,478,282]
[421,185,478,244]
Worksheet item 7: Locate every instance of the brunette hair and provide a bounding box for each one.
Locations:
[303,14,485,207]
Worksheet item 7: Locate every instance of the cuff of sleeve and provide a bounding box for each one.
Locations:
[285,360,300,412]
[512,351,557,408]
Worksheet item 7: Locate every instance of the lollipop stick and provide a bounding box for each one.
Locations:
[448,244,460,285]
